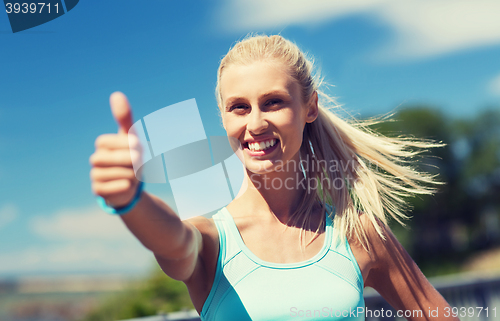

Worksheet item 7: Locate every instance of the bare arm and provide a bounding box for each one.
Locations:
[121,193,203,281]
[89,92,203,282]
[359,215,460,321]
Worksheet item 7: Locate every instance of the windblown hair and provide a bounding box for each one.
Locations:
[216,34,443,250]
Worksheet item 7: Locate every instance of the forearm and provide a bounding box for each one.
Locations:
[119,191,197,260]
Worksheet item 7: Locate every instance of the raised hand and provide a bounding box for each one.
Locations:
[90,92,142,208]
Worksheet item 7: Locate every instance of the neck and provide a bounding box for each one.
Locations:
[238,157,312,224]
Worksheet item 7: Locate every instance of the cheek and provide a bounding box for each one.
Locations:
[279,111,305,137]
[274,113,305,153]
[223,115,245,137]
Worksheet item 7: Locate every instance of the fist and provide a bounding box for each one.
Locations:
[90,92,142,207]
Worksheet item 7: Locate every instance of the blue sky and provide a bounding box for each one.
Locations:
[1,0,500,278]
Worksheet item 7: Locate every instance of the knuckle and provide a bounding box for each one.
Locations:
[91,182,102,195]
[129,150,141,164]
[95,134,107,147]
[115,179,131,193]
[119,152,132,165]
[118,134,128,144]
[123,179,132,190]
[111,151,123,164]
[128,135,141,150]
[89,153,98,165]
[127,169,137,180]
[90,168,100,181]
[90,152,106,165]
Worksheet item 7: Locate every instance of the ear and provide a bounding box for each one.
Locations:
[305,91,319,123]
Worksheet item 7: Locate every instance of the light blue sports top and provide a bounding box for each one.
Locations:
[200,205,365,320]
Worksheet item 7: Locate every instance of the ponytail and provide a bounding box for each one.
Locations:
[299,96,443,249]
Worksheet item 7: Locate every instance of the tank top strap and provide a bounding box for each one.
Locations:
[324,203,335,243]
[212,208,243,264]
[321,204,364,292]
[201,208,243,319]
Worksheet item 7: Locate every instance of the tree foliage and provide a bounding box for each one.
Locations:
[80,265,194,321]
[372,107,500,275]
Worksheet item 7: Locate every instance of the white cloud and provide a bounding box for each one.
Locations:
[217,0,386,30]
[0,206,154,274]
[488,73,500,96]
[216,0,500,60]
[0,205,155,276]
[0,204,18,229]
[31,205,132,241]
[377,0,500,60]
[0,241,152,275]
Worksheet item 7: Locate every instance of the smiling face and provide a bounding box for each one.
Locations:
[220,60,318,174]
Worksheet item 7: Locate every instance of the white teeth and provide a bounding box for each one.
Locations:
[248,139,277,151]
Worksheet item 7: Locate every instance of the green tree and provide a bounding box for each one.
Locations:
[370,106,500,276]
[81,265,193,321]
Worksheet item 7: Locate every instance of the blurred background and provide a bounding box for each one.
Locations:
[1,1,499,320]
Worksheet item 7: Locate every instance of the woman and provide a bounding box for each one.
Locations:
[90,35,459,320]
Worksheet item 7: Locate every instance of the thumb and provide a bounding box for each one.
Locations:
[110,92,134,135]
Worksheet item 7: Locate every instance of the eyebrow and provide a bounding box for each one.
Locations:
[224,90,292,108]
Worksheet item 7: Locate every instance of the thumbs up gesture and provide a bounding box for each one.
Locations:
[90,92,142,208]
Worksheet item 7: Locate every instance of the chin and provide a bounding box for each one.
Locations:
[244,160,278,175]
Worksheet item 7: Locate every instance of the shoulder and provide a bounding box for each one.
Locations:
[345,212,386,283]
[185,215,219,257]
[347,211,392,251]
[350,212,406,268]
[180,215,222,310]
[357,213,407,271]
[183,215,220,288]
[186,215,218,234]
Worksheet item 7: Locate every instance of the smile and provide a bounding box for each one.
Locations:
[247,138,278,151]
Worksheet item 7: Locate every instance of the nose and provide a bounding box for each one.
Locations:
[247,108,268,135]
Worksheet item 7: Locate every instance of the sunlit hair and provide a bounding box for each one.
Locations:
[216,34,443,250]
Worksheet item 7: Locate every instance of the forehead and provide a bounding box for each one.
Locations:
[220,60,298,103]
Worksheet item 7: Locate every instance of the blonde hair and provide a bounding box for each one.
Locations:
[216,34,443,250]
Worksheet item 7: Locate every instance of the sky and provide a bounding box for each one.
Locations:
[1,0,500,278]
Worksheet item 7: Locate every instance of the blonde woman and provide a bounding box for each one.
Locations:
[90,35,459,320]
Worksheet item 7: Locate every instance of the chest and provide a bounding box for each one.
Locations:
[209,266,365,321]
[236,220,327,264]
